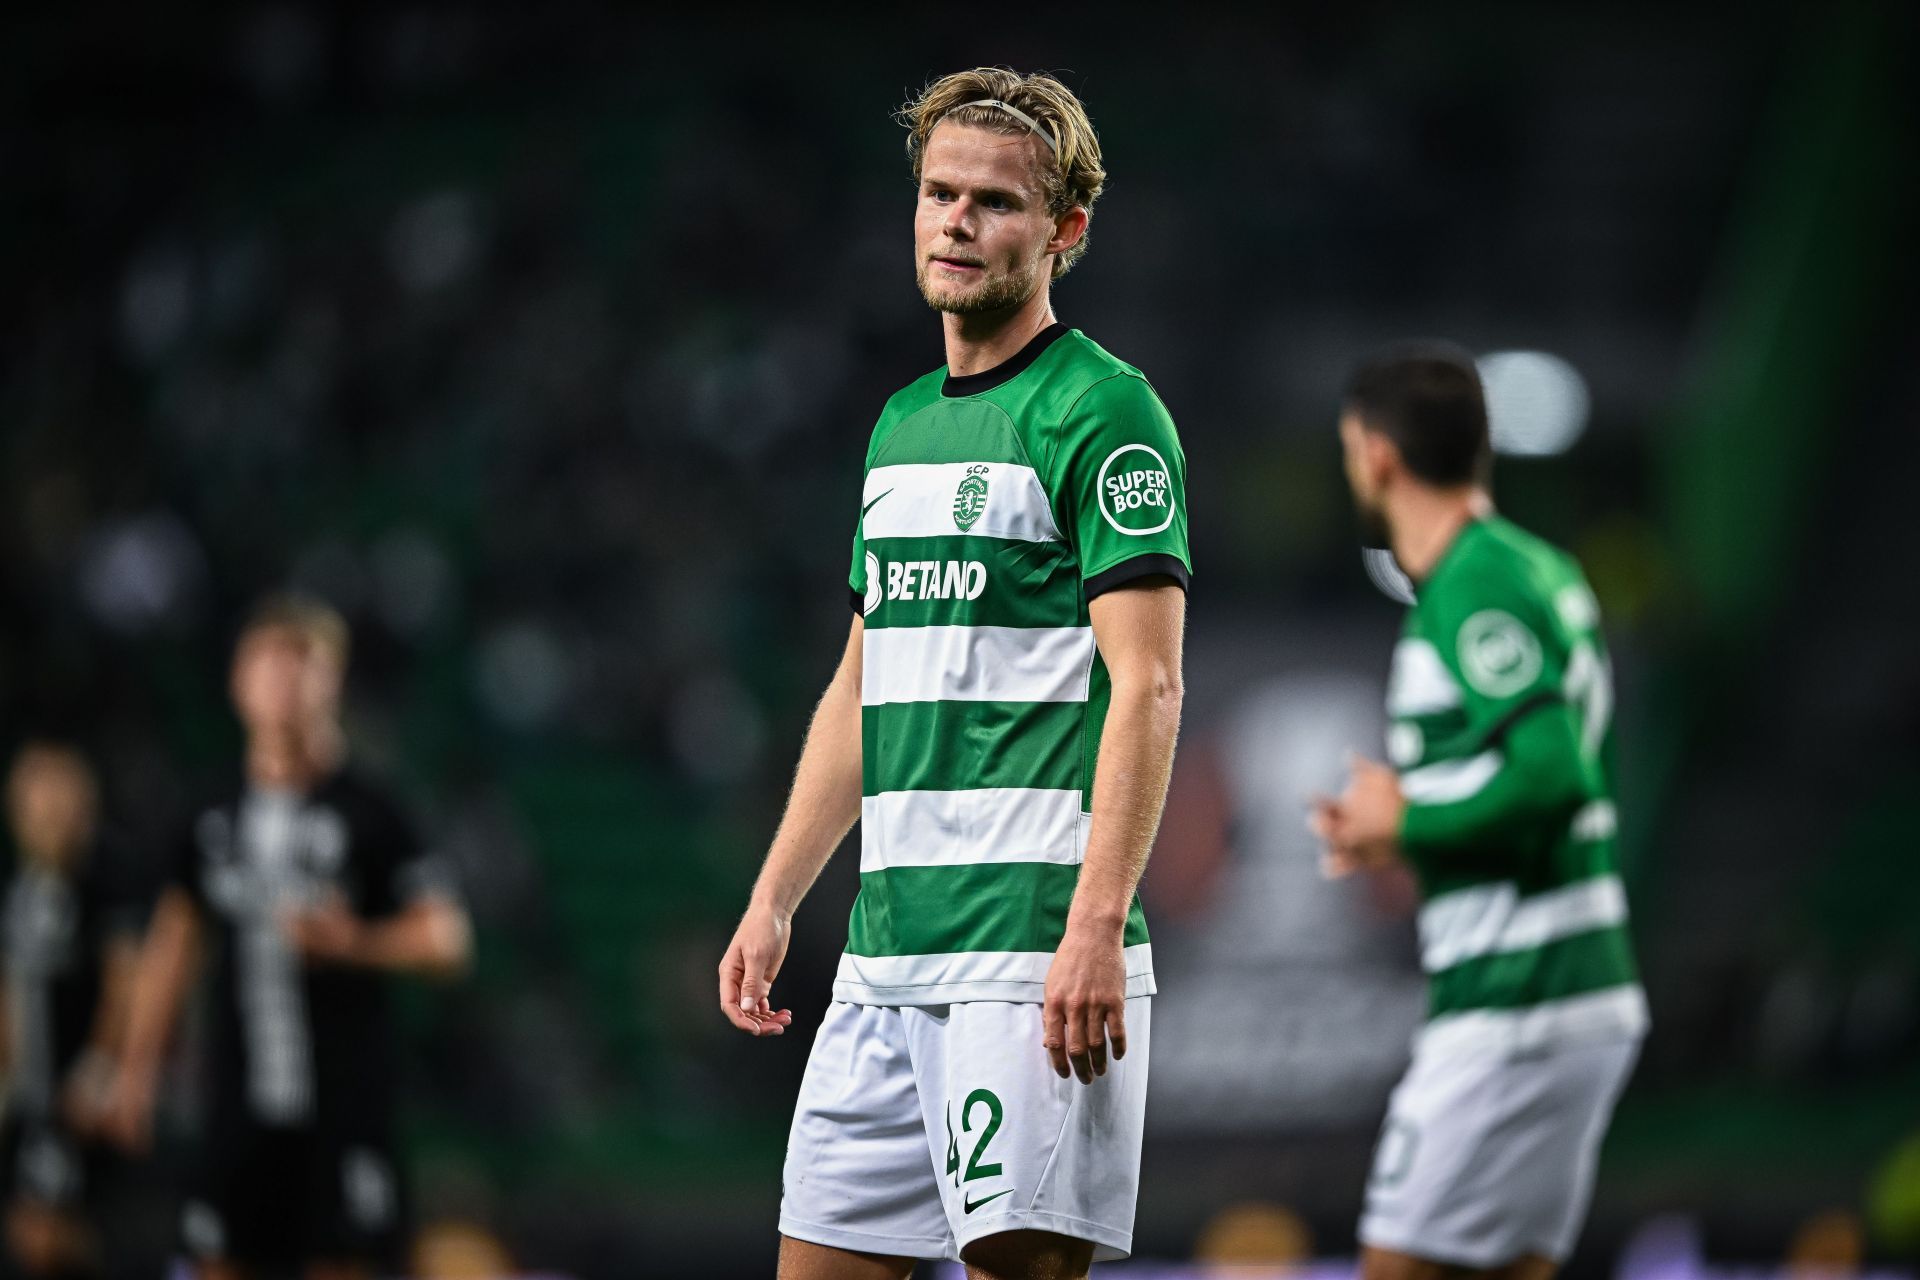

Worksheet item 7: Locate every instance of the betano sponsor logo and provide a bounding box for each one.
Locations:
[1097,443,1175,536]
[880,558,987,603]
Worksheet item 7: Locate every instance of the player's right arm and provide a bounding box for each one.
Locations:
[103,886,202,1152]
[717,615,864,1037]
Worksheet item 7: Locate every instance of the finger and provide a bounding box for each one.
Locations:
[1087,1004,1109,1078]
[744,1001,790,1035]
[718,949,750,1025]
[1109,1003,1128,1062]
[738,950,769,1012]
[1064,1003,1091,1084]
[1042,997,1070,1079]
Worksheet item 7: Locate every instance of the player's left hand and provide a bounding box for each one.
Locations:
[282,893,366,965]
[1042,924,1128,1085]
[1309,752,1407,876]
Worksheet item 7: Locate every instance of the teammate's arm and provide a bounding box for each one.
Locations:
[1044,581,1184,1084]
[718,615,865,1037]
[103,886,202,1152]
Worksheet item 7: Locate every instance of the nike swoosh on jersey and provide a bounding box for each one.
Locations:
[862,489,894,521]
[963,1188,1012,1214]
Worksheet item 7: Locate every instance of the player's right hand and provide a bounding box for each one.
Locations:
[718,905,795,1037]
[100,1059,159,1155]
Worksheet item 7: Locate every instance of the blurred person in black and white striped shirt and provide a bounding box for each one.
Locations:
[1,741,144,1279]
[105,596,470,1280]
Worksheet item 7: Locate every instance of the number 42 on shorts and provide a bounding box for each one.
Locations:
[945,1088,1011,1214]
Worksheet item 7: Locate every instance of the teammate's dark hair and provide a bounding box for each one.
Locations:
[1343,341,1490,487]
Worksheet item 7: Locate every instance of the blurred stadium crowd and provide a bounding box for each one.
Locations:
[2,5,1916,1278]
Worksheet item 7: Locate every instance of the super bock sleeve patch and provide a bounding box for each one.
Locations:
[1056,376,1191,586]
[1456,609,1545,699]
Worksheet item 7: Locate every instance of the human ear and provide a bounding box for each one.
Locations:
[1048,206,1088,257]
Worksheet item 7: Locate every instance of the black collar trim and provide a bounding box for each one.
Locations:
[940,323,1070,398]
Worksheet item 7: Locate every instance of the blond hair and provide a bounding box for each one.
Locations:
[899,68,1107,280]
[240,593,351,671]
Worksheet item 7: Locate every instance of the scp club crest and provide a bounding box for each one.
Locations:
[953,465,990,532]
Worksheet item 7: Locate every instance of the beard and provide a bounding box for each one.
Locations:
[917,253,1043,316]
[1352,492,1392,549]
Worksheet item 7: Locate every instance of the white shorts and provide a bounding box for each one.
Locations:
[1360,1034,1640,1266]
[778,998,1150,1262]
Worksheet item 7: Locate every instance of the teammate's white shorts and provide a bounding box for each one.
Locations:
[1360,1034,1641,1266]
[778,997,1150,1262]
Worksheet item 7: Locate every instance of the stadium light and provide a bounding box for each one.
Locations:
[1477,350,1591,457]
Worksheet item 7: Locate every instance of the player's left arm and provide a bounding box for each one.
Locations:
[1046,582,1185,1084]
[286,796,472,980]
[1043,371,1191,1083]
[1317,592,1593,873]
[1316,707,1588,874]
[303,893,471,979]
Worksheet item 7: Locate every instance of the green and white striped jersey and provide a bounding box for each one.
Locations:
[1388,516,1647,1055]
[838,325,1191,1005]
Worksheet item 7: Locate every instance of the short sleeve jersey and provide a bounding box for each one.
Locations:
[840,324,1190,1005]
[1387,516,1645,1053]
[170,768,448,1131]
[1,838,144,1119]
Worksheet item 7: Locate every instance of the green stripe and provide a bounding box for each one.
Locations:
[1428,924,1639,1016]
[846,862,1149,956]
[864,536,1084,631]
[864,700,1084,796]
[871,400,1032,467]
[1415,827,1619,901]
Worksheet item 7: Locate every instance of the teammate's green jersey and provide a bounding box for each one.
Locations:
[839,325,1191,1005]
[1387,515,1647,1053]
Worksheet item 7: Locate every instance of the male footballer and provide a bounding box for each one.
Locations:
[717,67,1190,1279]
[1313,344,1647,1277]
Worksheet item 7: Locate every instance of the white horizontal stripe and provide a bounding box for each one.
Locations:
[1400,750,1502,803]
[1571,799,1618,841]
[834,944,1155,1006]
[862,625,1095,706]
[863,462,1061,543]
[860,789,1087,872]
[1418,983,1648,1058]
[1419,875,1631,972]
[1386,638,1462,716]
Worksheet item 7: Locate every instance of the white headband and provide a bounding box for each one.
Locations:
[964,98,1060,158]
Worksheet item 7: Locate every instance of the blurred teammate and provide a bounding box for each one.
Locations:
[1,743,141,1278]
[1312,345,1647,1279]
[105,596,471,1280]
[717,68,1190,1279]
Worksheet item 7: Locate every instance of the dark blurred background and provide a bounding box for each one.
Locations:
[3,4,1917,1277]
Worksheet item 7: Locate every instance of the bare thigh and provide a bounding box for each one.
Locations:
[778,1235,917,1280]
[1361,1246,1557,1280]
[962,1229,1094,1280]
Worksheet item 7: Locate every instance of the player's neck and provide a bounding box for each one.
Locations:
[942,287,1057,378]
[1389,487,1488,583]
[245,721,343,792]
